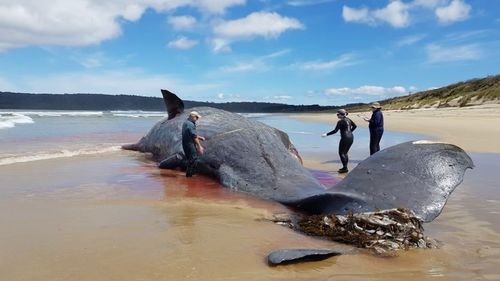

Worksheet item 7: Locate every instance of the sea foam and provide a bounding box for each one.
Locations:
[0,111,104,117]
[0,146,122,166]
[0,113,34,129]
[111,111,166,118]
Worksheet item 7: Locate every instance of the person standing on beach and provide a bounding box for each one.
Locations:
[363,102,384,155]
[182,111,205,177]
[322,109,357,173]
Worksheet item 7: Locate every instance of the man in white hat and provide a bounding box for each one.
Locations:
[182,111,205,177]
[362,102,384,155]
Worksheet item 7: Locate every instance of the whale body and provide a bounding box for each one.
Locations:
[123,90,473,223]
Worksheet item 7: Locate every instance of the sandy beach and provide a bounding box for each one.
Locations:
[292,104,500,154]
[1,112,499,280]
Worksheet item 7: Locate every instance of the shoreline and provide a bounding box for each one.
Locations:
[291,104,500,154]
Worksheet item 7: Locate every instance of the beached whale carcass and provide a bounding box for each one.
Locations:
[123,90,473,224]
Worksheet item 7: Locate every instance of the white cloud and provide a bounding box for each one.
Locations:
[0,0,245,51]
[167,37,198,49]
[210,38,232,53]
[221,62,263,73]
[325,86,408,97]
[220,49,290,73]
[263,49,291,59]
[71,51,121,68]
[373,1,410,28]
[342,6,372,24]
[213,12,304,39]
[343,1,410,28]
[395,34,426,47]
[435,0,471,24]
[297,54,357,71]
[78,54,104,68]
[343,0,472,28]
[211,11,304,52]
[264,95,292,101]
[444,30,491,43]
[214,92,243,101]
[168,15,197,30]
[286,0,334,7]
[411,0,448,9]
[194,0,246,14]
[426,43,482,63]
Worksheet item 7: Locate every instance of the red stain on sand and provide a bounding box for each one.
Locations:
[309,169,342,188]
[156,169,288,211]
[120,160,341,212]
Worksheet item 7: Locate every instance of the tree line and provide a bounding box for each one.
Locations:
[0,92,345,113]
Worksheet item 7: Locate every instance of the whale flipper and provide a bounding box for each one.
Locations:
[267,249,341,266]
[158,153,185,169]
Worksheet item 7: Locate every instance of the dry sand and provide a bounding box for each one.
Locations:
[292,104,500,154]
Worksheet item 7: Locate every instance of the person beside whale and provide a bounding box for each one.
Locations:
[182,111,205,177]
[322,109,357,173]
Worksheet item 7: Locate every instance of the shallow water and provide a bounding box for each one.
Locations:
[0,112,499,280]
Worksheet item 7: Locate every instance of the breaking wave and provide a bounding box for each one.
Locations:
[0,146,122,166]
[111,111,166,118]
[0,111,104,117]
[0,113,34,129]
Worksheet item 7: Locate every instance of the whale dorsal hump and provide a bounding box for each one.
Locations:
[161,89,185,120]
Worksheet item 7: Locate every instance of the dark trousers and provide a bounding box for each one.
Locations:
[339,136,353,169]
[183,143,199,177]
[369,129,384,155]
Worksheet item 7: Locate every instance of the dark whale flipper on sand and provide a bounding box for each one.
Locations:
[267,249,341,266]
[158,153,185,169]
[287,141,474,222]
[161,89,184,120]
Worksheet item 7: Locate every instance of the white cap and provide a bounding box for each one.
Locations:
[190,111,201,118]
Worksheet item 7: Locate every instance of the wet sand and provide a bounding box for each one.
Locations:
[1,115,500,280]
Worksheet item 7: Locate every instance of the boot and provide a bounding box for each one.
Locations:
[338,167,348,173]
[186,165,195,177]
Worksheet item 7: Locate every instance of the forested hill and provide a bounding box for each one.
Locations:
[0,92,341,113]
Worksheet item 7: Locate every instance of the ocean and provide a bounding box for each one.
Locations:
[0,110,499,280]
[0,110,423,167]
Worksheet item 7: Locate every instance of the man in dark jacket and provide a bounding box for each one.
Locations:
[363,102,384,155]
[182,111,205,177]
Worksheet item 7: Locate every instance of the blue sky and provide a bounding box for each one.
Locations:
[0,0,498,105]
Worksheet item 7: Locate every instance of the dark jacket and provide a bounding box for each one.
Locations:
[368,109,384,131]
[182,119,198,159]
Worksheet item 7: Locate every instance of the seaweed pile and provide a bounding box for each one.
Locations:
[274,208,438,255]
